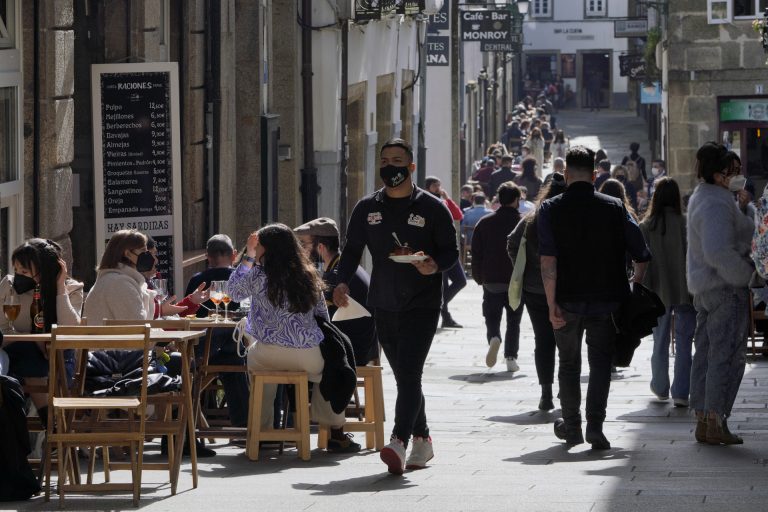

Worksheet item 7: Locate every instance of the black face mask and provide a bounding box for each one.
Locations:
[616,175,626,182]
[135,251,156,273]
[380,165,410,188]
[12,274,37,295]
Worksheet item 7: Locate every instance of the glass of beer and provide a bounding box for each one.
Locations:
[210,281,224,322]
[221,281,232,322]
[4,292,20,333]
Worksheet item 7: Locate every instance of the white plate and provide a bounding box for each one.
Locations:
[389,254,428,263]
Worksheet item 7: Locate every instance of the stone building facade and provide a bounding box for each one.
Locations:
[663,0,768,190]
[4,0,423,290]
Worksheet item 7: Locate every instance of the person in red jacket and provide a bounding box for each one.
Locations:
[425,176,467,328]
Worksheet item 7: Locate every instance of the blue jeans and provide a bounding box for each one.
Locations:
[650,304,696,400]
[690,287,749,417]
[442,262,467,317]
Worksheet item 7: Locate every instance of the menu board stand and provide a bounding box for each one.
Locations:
[91,63,183,296]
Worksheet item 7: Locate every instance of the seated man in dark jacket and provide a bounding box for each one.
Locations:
[294,218,378,367]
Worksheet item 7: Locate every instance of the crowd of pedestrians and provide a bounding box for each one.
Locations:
[1,127,765,489]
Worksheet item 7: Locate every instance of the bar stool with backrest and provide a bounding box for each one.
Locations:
[44,324,152,507]
[103,318,197,492]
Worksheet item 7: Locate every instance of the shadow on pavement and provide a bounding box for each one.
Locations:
[449,372,526,383]
[503,444,633,465]
[292,472,417,495]
[485,410,560,425]
[193,449,343,478]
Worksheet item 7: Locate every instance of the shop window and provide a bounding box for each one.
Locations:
[0,0,15,49]
[0,87,17,183]
[734,0,768,18]
[586,0,606,17]
[531,0,552,18]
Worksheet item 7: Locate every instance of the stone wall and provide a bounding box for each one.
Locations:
[665,6,766,188]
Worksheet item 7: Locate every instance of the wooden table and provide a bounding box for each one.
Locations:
[5,329,206,494]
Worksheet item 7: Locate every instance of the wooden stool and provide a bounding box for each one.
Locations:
[247,371,311,461]
[318,366,385,451]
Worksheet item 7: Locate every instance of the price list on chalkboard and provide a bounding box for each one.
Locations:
[98,71,177,292]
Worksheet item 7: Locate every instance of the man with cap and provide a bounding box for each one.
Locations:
[294,218,378,366]
[333,138,458,475]
[185,234,250,432]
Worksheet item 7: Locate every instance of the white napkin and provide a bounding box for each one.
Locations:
[332,295,371,321]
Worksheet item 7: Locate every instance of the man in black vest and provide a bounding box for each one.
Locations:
[538,146,651,450]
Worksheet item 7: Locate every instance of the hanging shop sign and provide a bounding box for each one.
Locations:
[91,62,184,296]
[427,0,449,33]
[619,54,646,79]
[396,0,424,15]
[427,35,450,66]
[480,40,522,53]
[460,9,514,41]
[614,19,649,38]
[355,1,382,22]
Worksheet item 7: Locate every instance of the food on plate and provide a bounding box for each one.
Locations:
[390,244,414,256]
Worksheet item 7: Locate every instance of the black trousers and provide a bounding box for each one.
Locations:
[375,308,440,445]
[524,292,557,385]
[482,289,524,359]
[554,311,616,429]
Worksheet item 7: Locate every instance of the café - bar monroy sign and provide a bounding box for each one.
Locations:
[461,9,514,41]
[91,62,184,296]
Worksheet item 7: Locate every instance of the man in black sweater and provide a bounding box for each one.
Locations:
[538,146,651,450]
[488,155,517,201]
[333,138,458,475]
[471,182,524,373]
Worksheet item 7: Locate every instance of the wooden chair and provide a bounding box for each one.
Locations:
[749,292,768,356]
[103,319,197,492]
[247,370,311,461]
[460,225,474,276]
[44,324,152,507]
[318,365,386,451]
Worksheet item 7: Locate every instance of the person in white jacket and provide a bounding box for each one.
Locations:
[0,239,83,425]
[84,229,157,325]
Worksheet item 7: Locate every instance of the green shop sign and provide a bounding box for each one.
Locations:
[720,99,768,122]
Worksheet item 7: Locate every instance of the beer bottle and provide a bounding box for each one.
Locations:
[30,285,44,334]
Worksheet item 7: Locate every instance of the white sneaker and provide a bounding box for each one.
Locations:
[380,436,406,475]
[486,337,501,367]
[506,357,519,372]
[406,436,434,469]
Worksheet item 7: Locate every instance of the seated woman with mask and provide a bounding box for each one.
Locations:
[0,239,84,425]
[84,229,158,324]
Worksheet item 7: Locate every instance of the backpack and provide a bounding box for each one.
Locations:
[0,375,41,501]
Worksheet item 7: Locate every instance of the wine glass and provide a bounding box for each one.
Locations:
[221,281,232,322]
[3,292,20,334]
[209,281,224,322]
[152,278,168,303]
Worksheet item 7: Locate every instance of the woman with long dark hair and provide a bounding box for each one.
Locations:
[514,157,543,200]
[507,173,568,410]
[640,177,696,407]
[0,239,83,420]
[527,127,545,176]
[687,141,754,445]
[228,223,360,453]
[600,178,638,221]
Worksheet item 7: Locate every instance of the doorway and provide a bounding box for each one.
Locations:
[347,82,367,216]
[581,52,610,110]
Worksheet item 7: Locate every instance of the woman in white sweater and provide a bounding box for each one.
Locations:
[0,239,83,423]
[84,230,157,325]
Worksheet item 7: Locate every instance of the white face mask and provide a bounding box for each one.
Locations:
[728,174,747,192]
[651,167,663,177]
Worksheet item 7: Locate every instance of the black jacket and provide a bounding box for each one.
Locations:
[488,167,517,199]
[337,186,459,312]
[472,206,521,285]
[316,316,357,414]
[0,375,40,501]
[613,282,666,367]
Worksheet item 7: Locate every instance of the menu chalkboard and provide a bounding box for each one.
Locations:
[92,63,183,297]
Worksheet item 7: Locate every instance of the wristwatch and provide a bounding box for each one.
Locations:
[243,255,256,263]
